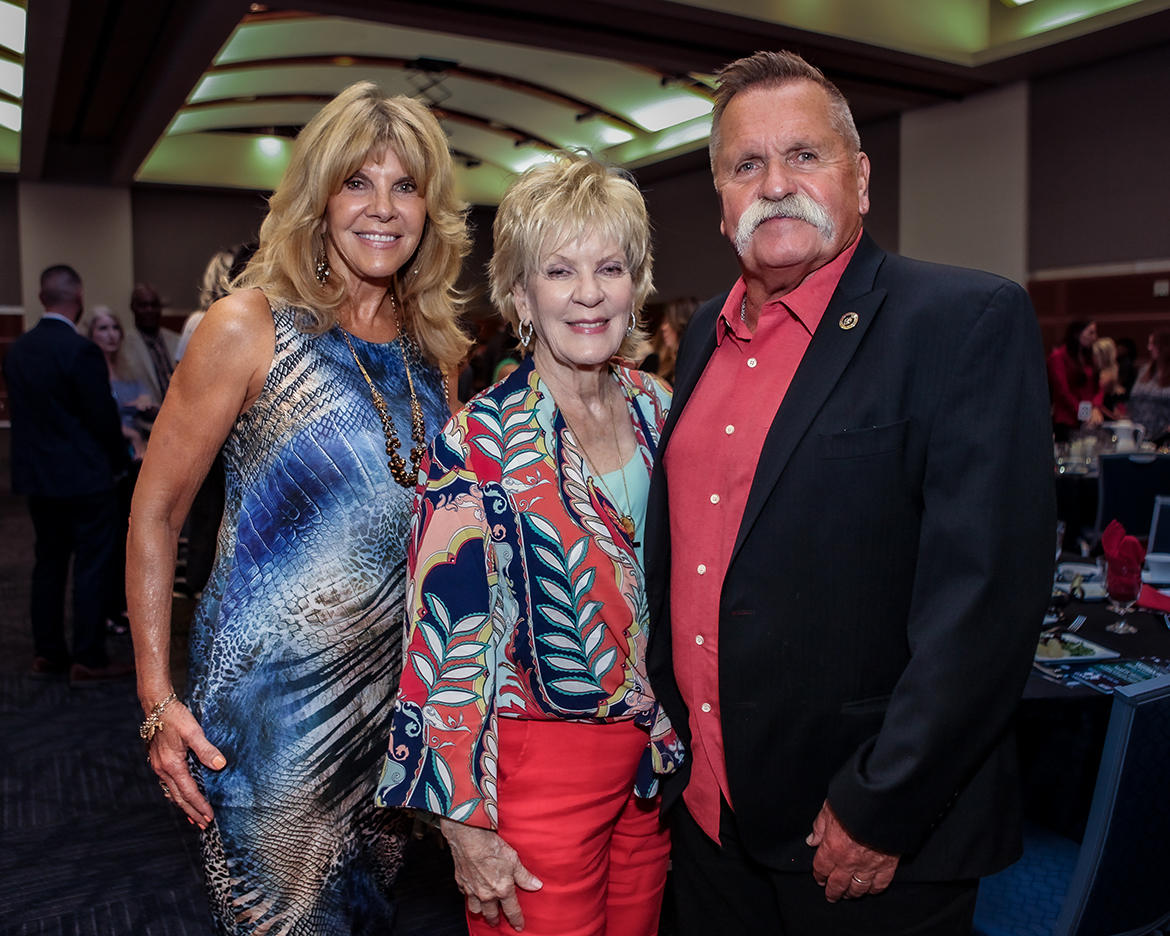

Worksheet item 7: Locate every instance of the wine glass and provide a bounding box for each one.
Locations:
[1105,558,1141,634]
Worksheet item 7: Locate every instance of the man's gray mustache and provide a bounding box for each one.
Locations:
[734,194,835,255]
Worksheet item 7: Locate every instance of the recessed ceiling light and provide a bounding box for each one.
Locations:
[257,136,283,157]
[1000,0,1036,6]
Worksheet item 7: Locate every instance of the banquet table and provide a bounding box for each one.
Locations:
[1016,590,1170,840]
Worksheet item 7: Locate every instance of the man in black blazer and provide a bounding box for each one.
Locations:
[645,52,1054,934]
[4,265,133,682]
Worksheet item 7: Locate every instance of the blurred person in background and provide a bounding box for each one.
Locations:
[122,283,179,401]
[128,82,469,934]
[175,249,233,361]
[1092,336,1126,421]
[4,266,133,683]
[1128,330,1170,443]
[641,296,698,385]
[86,306,157,460]
[85,306,158,634]
[1048,319,1102,441]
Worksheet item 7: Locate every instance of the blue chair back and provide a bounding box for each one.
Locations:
[1148,495,1170,555]
[1094,454,1170,543]
[1053,673,1170,936]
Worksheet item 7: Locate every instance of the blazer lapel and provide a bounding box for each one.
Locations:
[730,235,888,564]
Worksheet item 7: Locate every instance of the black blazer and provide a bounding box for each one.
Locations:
[4,317,129,498]
[645,233,1055,881]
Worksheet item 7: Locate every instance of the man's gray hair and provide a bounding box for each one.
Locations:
[708,51,861,171]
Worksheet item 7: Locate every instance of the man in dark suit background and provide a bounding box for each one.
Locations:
[4,265,133,683]
[645,52,1054,934]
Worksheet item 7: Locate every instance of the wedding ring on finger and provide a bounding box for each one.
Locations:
[852,876,872,886]
[159,780,172,798]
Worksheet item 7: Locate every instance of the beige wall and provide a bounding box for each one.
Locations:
[17,182,135,330]
[899,81,1028,285]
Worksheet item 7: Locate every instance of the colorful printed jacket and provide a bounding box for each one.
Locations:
[375,357,684,829]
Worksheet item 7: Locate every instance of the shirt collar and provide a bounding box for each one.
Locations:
[41,312,79,333]
[716,231,863,345]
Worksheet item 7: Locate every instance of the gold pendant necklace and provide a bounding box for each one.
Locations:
[559,384,639,545]
[340,293,427,489]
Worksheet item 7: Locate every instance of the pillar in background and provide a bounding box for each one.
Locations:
[899,82,1028,286]
[17,182,134,330]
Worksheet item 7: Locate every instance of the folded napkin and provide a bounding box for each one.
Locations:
[1138,584,1170,613]
[1102,519,1145,570]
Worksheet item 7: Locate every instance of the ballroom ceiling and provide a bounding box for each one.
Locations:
[4,0,1170,203]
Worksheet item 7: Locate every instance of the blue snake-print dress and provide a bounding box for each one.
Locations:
[186,304,448,934]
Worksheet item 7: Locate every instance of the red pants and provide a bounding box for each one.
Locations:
[466,718,670,936]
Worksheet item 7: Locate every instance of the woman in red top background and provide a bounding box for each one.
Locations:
[1048,318,1103,441]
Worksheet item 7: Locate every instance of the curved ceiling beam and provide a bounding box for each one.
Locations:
[204,54,643,133]
[179,92,560,150]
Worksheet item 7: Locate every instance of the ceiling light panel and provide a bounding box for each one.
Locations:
[0,55,21,98]
[0,1,25,56]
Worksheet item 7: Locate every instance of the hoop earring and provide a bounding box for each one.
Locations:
[315,240,331,285]
[626,309,637,337]
[518,319,534,347]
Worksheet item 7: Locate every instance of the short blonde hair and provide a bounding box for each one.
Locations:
[489,152,653,360]
[240,82,471,369]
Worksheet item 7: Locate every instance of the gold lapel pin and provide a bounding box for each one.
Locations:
[839,312,859,330]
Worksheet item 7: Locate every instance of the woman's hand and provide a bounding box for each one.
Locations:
[148,700,226,829]
[440,818,543,931]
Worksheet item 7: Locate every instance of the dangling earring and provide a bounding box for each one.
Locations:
[315,237,331,284]
[626,309,637,337]
[518,319,534,347]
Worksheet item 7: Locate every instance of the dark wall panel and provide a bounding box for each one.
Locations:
[641,164,742,305]
[1030,43,1170,270]
[859,116,900,254]
[0,177,20,306]
[131,187,270,313]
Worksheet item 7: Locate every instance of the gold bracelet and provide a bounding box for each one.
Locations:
[140,691,178,747]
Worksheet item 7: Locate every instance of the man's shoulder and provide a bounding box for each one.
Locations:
[873,250,1025,300]
[8,318,88,357]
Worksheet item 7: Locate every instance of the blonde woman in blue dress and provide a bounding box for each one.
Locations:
[128,83,468,934]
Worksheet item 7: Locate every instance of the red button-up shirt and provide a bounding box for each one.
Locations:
[664,236,860,841]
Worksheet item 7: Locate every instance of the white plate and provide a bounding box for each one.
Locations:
[1056,562,1102,583]
[1034,634,1120,662]
[1142,570,1170,586]
[1053,581,1107,600]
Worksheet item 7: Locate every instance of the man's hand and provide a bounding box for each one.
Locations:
[440,819,543,931]
[806,800,899,902]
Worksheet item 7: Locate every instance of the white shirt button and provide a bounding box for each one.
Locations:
[697,564,707,575]
[725,424,735,435]
[695,634,704,645]
[701,702,712,713]
[710,494,720,504]
[747,357,758,368]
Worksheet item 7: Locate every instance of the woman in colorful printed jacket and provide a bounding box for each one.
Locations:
[376,152,683,936]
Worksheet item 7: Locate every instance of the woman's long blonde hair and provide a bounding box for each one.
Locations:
[240,82,471,369]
